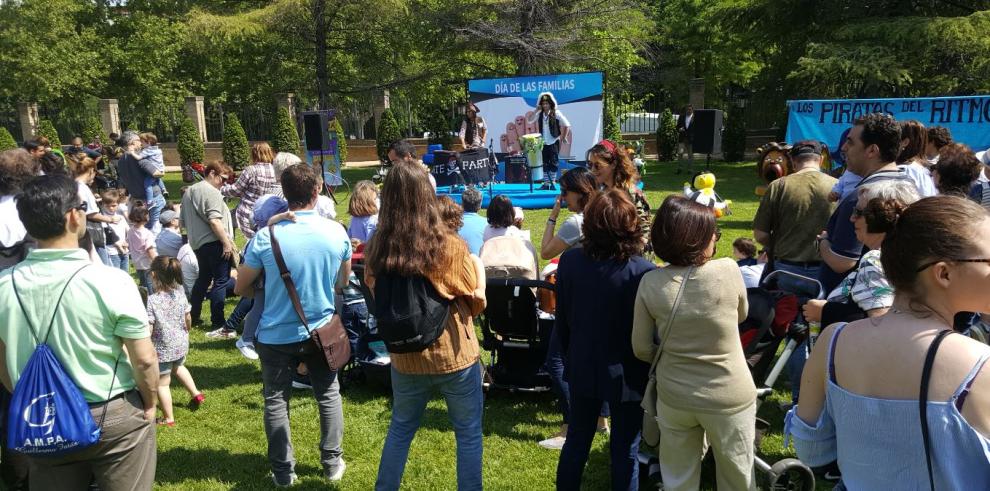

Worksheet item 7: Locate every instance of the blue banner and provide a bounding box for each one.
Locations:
[468,72,603,106]
[786,96,990,152]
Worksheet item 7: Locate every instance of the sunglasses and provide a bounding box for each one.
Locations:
[916,258,990,273]
[715,229,722,241]
[68,201,87,214]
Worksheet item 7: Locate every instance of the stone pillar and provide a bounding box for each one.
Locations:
[98,99,121,137]
[372,89,390,131]
[275,92,296,123]
[16,102,39,142]
[184,96,207,141]
[689,78,706,109]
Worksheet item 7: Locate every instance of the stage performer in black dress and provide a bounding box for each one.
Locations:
[459,103,487,149]
[527,92,572,190]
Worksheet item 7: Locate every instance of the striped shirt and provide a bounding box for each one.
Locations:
[221,162,279,240]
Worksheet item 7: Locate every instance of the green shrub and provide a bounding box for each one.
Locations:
[177,116,204,166]
[423,109,454,149]
[222,113,250,170]
[35,119,61,148]
[81,115,106,146]
[656,109,678,162]
[376,108,402,161]
[603,98,621,142]
[722,106,747,162]
[0,127,17,151]
[270,107,299,155]
[332,117,347,163]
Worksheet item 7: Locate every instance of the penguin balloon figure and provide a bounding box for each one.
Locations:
[683,171,731,218]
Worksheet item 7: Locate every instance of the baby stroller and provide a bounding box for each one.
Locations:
[346,261,393,389]
[478,235,554,392]
[639,270,822,490]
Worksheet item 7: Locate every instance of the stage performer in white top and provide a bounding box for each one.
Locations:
[459,103,487,149]
[527,92,571,190]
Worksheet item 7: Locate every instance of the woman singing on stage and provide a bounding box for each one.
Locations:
[527,92,572,190]
[459,103,487,149]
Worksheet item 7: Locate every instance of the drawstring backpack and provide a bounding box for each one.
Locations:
[8,265,120,455]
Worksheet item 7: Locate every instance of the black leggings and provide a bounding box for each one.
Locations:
[542,141,560,180]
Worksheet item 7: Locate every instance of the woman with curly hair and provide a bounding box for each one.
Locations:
[803,180,920,326]
[632,195,753,491]
[554,188,656,490]
[586,140,651,247]
[932,143,983,197]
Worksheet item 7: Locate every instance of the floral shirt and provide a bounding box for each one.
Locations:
[147,287,190,362]
[826,249,893,312]
[221,162,279,240]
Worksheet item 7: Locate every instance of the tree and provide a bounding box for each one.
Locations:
[177,116,204,166]
[722,106,746,162]
[271,107,299,155]
[81,116,106,146]
[222,113,249,170]
[35,120,61,148]
[376,109,401,161]
[656,109,678,162]
[0,127,16,151]
[603,97,621,142]
[332,117,347,163]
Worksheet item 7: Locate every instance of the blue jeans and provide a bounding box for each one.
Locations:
[376,362,483,491]
[545,328,609,425]
[145,195,165,234]
[557,397,642,491]
[241,287,264,344]
[95,246,111,267]
[225,296,254,332]
[341,301,369,361]
[136,269,154,294]
[108,252,129,272]
[256,340,344,482]
[190,240,231,328]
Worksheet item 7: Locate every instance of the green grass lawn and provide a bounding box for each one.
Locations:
[156,160,809,490]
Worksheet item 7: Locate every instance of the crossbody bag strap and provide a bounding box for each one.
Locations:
[11,264,91,345]
[920,329,953,491]
[268,224,311,334]
[647,266,693,381]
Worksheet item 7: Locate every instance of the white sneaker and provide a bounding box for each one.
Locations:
[272,472,297,488]
[538,436,566,450]
[326,458,346,481]
[206,327,237,339]
[236,338,259,360]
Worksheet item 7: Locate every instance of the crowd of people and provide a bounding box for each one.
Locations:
[0,110,988,491]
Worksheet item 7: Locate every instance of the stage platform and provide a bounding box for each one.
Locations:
[436,181,645,210]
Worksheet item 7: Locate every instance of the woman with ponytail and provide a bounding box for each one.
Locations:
[148,255,204,427]
[788,194,990,489]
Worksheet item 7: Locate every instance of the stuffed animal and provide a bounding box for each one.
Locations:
[754,142,793,195]
[683,171,731,218]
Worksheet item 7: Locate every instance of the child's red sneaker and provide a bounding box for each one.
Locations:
[189,392,205,410]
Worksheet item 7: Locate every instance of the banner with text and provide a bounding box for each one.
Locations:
[468,72,603,162]
[786,96,990,152]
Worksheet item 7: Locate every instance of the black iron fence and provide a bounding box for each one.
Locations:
[37,104,89,143]
[205,103,274,142]
[119,104,183,143]
[0,107,20,142]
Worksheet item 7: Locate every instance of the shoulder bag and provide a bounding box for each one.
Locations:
[268,224,351,371]
[641,266,693,447]
[920,329,953,491]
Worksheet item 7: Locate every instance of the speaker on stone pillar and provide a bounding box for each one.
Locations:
[691,109,723,155]
[300,110,333,152]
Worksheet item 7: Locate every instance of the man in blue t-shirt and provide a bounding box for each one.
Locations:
[817,113,915,293]
[235,163,351,486]
[458,186,487,255]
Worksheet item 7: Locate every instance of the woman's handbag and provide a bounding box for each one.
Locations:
[269,225,351,371]
[641,266,693,447]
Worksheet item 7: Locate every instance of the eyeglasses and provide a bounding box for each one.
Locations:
[916,258,990,272]
[852,207,866,219]
[715,229,722,241]
[69,201,87,213]
[559,188,568,196]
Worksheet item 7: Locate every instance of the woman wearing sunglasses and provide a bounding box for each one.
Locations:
[586,140,652,249]
[803,179,920,326]
[788,194,990,489]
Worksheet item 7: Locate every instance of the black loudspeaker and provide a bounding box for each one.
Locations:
[691,109,723,155]
[300,110,332,152]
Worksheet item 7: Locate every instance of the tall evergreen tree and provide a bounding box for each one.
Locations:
[222,113,250,170]
[270,107,299,155]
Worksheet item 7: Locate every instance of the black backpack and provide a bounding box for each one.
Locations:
[373,273,451,353]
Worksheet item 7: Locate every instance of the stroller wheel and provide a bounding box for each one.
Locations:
[767,458,815,491]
